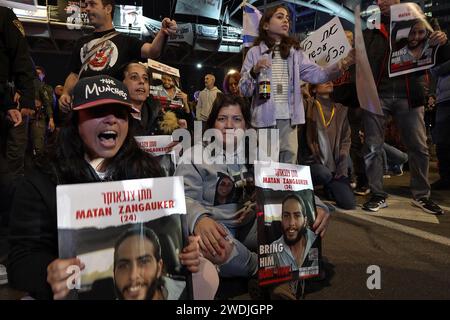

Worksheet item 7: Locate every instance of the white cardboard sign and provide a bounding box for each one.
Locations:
[301,16,351,66]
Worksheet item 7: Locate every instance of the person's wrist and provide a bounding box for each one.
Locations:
[339,59,349,72]
[193,214,209,230]
[197,214,209,223]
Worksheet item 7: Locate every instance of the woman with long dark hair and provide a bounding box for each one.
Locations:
[223,71,241,96]
[7,75,200,299]
[175,94,259,278]
[176,93,330,283]
[118,61,189,136]
[299,81,356,210]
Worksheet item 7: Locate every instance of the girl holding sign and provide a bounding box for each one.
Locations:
[239,5,354,164]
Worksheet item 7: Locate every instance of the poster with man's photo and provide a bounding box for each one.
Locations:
[46,0,89,27]
[147,59,192,133]
[56,177,191,300]
[148,59,184,110]
[254,161,321,287]
[389,2,438,77]
[113,5,143,30]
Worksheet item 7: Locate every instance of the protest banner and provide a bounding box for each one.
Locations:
[135,135,177,176]
[301,16,351,66]
[57,177,190,300]
[389,2,438,77]
[255,161,321,288]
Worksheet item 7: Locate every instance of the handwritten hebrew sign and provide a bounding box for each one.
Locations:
[301,17,351,67]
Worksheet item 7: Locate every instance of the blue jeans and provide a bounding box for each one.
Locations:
[382,142,408,172]
[362,98,430,199]
[310,164,356,210]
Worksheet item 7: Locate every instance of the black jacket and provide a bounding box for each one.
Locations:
[132,97,194,136]
[363,21,430,108]
[0,7,35,110]
[7,165,101,299]
[130,98,165,136]
[8,154,164,299]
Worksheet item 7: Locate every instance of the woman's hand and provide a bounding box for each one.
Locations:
[179,235,201,273]
[200,237,234,266]
[194,216,228,258]
[312,206,331,238]
[47,258,85,300]
[253,57,271,74]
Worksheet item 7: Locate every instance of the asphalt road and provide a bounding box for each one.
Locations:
[1,163,449,300]
[304,162,450,300]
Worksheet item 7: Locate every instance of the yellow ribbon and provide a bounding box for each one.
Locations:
[315,99,335,128]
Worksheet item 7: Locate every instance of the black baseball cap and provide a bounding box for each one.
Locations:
[72,75,138,112]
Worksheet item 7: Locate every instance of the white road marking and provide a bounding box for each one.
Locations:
[342,211,450,247]
[336,194,447,224]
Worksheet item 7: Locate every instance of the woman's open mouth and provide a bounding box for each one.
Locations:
[98,130,118,148]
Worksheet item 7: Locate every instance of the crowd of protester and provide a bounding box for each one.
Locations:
[0,0,449,300]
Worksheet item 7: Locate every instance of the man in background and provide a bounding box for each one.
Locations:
[59,0,177,111]
[196,74,221,122]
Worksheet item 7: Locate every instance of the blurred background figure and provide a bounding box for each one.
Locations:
[30,66,55,158]
[53,85,65,129]
[0,5,36,285]
[223,71,241,96]
[196,74,221,122]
